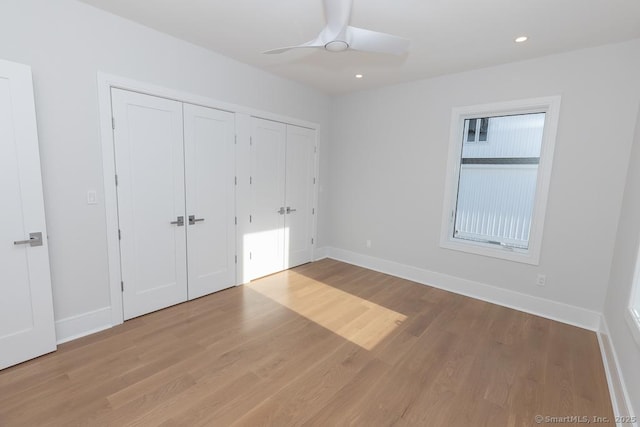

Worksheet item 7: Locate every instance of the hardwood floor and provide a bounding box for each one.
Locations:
[0,259,614,426]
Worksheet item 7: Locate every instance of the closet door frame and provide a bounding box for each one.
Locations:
[97,73,320,325]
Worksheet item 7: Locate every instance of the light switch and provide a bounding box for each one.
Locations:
[87,190,97,205]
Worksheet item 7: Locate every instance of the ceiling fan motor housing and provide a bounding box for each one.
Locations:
[324,40,349,52]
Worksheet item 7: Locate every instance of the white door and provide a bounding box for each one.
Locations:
[249,118,286,279]
[0,59,56,370]
[184,104,236,299]
[284,125,316,269]
[111,89,187,320]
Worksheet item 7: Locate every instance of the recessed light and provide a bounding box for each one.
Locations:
[515,36,528,43]
[355,74,363,79]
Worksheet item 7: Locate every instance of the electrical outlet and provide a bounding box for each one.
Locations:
[87,190,97,205]
[536,274,546,287]
[366,239,372,248]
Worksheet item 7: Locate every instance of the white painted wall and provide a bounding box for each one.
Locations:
[603,106,640,416]
[328,39,640,313]
[0,0,330,324]
[2,8,639,408]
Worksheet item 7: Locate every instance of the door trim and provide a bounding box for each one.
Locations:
[97,73,320,325]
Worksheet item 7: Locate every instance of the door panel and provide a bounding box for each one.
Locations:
[111,89,187,320]
[249,118,286,280]
[184,104,236,299]
[0,59,56,370]
[284,125,316,268]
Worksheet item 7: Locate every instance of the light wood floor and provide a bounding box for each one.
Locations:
[0,259,613,426]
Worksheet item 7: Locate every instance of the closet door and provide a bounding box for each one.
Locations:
[111,89,187,320]
[284,125,316,269]
[0,59,56,369]
[249,118,286,279]
[184,104,236,299]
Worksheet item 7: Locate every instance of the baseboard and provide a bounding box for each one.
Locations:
[598,317,637,426]
[55,306,113,344]
[326,247,601,331]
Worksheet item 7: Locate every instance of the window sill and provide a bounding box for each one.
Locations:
[440,238,540,265]
[624,308,640,351]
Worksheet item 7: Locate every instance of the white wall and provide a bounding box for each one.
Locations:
[0,0,331,324]
[3,3,640,392]
[328,39,640,314]
[603,106,640,416]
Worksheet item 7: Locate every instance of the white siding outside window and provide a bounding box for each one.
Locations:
[455,113,544,249]
[455,164,538,248]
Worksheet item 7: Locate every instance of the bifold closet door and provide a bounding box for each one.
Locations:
[250,118,286,279]
[111,89,187,320]
[183,104,236,299]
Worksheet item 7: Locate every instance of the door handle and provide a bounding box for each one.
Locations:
[170,216,185,226]
[188,215,205,225]
[14,232,43,247]
[277,207,285,215]
[286,207,297,214]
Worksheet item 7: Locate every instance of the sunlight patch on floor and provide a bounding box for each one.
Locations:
[247,271,407,350]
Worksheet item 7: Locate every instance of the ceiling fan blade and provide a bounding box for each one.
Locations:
[323,0,352,35]
[263,37,324,55]
[346,26,410,55]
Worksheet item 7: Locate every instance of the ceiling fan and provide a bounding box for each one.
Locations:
[263,0,410,55]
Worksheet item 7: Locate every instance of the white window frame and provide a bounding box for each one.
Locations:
[440,96,561,265]
[625,247,640,349]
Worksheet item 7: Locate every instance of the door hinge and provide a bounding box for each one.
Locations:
[249,176,252,185]
[118,229,121,240]
[314,146,317,153]
[313,177,316,184]
[250,136,253,146]
[311,238,314,245]
[235,255,237,264]
[249,252,252,260]
[249,215,252,223]
[235,176,237,185]
[235,216,237,225]
[115,174,118,186]
[312,208,315,215]
[235,134,237,144]
[120,281,124,292]
[111,117,115,130]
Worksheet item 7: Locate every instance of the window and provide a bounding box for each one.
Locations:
[627,251,640,348]
[465,117,489,143]
[441,97,561,264]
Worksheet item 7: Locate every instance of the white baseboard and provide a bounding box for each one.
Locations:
[55,306,113,344]
[598,317,637,426]
[326,247,601,331]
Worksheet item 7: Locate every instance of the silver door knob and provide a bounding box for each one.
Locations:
[170,216,185,226]
[277,207,285,215]
[189,215,205,225]
[286,207,297,214]
[14,232,43,247]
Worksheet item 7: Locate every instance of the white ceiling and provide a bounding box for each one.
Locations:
[78,0,640,94]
